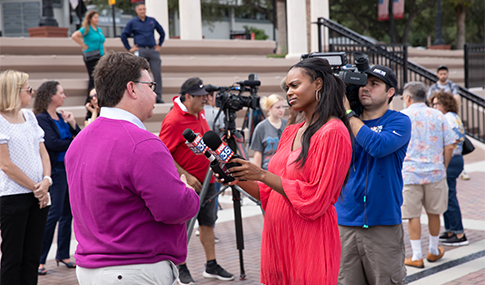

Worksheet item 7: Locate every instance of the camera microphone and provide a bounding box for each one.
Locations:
[182,128,206,155]
[204,84,221,93]
[235,80,261,88]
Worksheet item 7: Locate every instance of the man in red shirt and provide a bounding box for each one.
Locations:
[159,77,234,285]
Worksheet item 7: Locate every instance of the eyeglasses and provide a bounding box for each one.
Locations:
[20,86,33,94]
[89,94,97,99]
[432,102,441,107]
[133,81,156,91]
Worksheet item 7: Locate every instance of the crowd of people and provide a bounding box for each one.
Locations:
[0,5,474,283]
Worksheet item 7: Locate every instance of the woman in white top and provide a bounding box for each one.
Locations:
[250,94,287,170]
[0,70,51,285]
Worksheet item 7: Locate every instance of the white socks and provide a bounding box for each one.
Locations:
[429,234,440,255]
[410,239,422,260]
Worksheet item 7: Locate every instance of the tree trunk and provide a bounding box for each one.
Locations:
[276,0,287,54]
[306,0,311,53]
[455,5,466,49]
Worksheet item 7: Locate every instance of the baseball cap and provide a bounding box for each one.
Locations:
[180,77,209,96]
[437,65,448,72]
[365,65,397,89]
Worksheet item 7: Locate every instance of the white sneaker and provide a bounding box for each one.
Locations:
[460,171,470,180]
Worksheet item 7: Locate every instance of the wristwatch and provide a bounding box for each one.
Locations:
[346,109,359,119]
[43,176,53,186]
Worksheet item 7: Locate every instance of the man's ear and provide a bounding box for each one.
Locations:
[127,82,137,99]
[387,87,395,99]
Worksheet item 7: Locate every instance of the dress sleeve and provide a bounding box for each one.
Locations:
[282,128,352,220]
[25,110,44,143]
[0,118,9,144]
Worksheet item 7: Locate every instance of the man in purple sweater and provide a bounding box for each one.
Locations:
[65,51,200,284]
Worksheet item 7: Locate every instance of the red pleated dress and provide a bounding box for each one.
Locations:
[258,119,352,285]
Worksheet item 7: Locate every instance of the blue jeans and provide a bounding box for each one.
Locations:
[443,155,464,234]
[39,162,73,264]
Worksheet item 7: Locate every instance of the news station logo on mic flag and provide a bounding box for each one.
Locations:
[216,142,235,163]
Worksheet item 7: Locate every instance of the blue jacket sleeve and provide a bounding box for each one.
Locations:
[155,20,165,46]
[355,112,411,158]
[121,20,133,50]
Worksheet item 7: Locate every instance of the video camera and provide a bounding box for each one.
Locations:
[205,74,261,112]
[301,52,371,114]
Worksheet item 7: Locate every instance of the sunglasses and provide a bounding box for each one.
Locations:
[20,86,33,94]
[133,81,156,91]
[89,94,97,99]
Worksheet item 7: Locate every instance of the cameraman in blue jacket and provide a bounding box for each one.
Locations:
[336,65,411,285]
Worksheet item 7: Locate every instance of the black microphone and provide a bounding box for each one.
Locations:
[182,128,206,155]
[203,151,235,183]
[205,84,221,93]
[202,131,243,172]
[235,80,261,88]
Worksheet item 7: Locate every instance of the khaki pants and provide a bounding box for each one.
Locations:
[338,224,407,285]
[76,260,178,285]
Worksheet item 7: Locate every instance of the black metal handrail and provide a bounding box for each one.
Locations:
[315,17,485,143]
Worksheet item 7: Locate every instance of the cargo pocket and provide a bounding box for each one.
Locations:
[390,266,407,284]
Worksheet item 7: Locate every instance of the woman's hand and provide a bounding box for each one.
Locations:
[60,110,76,128]
[38,194,49,209]
[82,43,88,51]
[85,102,95,113]
[227,158,266,182]
[33,179,49,199]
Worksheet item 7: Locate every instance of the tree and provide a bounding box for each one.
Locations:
[446,0,474,49]
[276,0,287,54]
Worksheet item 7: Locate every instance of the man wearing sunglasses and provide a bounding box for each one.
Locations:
[65,51,200,284]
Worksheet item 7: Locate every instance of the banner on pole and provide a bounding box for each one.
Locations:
[378,0,389,21]
[109,0,116,5]
[393,0,405,20]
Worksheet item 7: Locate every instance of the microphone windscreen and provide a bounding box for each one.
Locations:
[183,129,197,142]
[243,80,261,87]
[202,131,222,150]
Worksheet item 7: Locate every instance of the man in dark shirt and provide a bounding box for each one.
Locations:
[121,2,165,103]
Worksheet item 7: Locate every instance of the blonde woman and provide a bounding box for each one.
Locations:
[71,10,106,96]
[0,70,51,284]
[250,94,287,170]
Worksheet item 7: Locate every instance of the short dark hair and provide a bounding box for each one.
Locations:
[33,81,60,114]
[403,81,427,103]
[135,2,145,8]
[93,51,149,107]
[437,65,448,72]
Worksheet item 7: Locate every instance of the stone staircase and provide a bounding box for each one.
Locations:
[0,37,299,133]
[1,37,483,133]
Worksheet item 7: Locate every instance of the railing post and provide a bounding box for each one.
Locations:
[464,44,469,88]
[317,17,323,53]
[403,45,408,86]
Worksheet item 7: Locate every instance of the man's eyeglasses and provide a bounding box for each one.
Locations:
[432,102,441,107]
[20,87,33,94]
[133,81,156,91]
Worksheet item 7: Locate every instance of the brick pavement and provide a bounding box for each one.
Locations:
[13,166,485,284]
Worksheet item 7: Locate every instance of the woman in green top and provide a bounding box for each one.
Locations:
[71,10,106,99]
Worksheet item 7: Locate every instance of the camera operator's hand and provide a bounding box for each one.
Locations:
[343,94,351,111]
[185,173,202,192]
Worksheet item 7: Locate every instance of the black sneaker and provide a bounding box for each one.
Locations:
[439,232,453,241]
[177,264,195,285]
[203,264,234,281]
[442,234,469,246]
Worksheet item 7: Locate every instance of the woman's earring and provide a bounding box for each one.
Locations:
[316,90,321,102]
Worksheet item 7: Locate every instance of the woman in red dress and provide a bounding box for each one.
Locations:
[220,57,353,284]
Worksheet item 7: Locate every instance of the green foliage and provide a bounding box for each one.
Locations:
[329,0,483,47]
[243,26,269,40]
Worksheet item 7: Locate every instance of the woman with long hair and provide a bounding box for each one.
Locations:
[429,90,469,246]
[33,81,80,275]
[250,94,287,170]
[219,57,353,284]
[71,10,106,98]
[0,70,51,285]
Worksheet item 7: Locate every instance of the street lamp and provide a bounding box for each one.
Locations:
[39,0,59,27]
[433,0,445,45]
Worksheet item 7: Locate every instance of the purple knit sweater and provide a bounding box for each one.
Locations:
[65,117,199,268]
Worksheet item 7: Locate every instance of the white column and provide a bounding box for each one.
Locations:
[179,0,203,40]
[145,0,170,40]
[286,0,308,59]
[310,0,329,53]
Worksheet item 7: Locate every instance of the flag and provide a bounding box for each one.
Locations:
[393,0,405,20]
[378,0,389,21]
